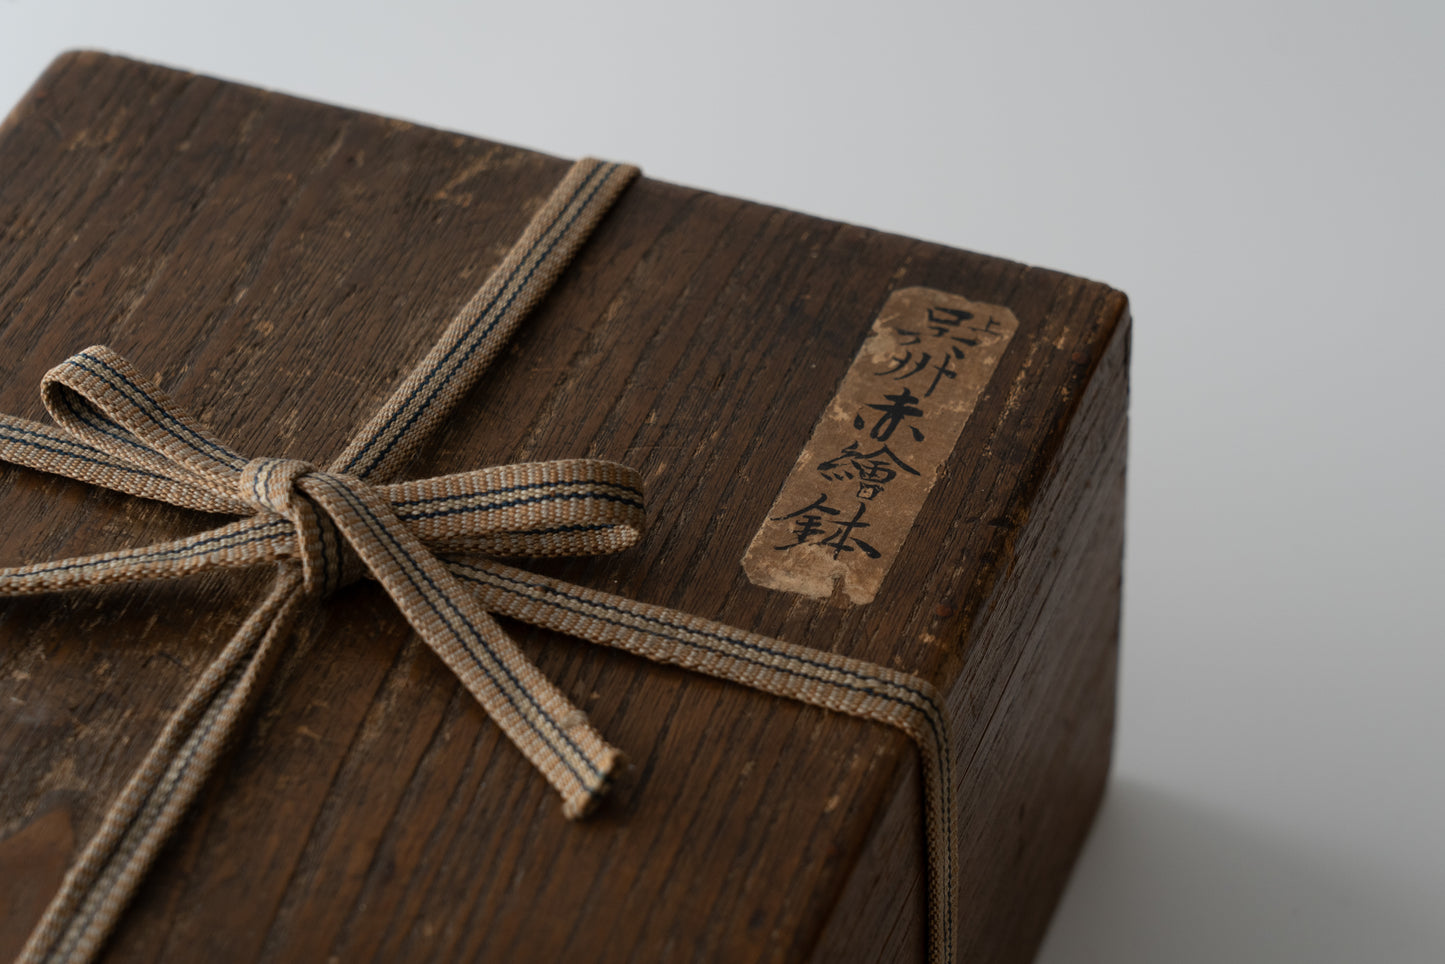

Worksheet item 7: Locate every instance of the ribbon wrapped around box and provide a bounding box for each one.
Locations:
[0,53,1129,964]
[1,158,953,963]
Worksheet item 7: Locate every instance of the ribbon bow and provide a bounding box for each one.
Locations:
[4,342,642,814]
[1,159,957,964]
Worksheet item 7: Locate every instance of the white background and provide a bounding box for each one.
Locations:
[2,2,1442,961]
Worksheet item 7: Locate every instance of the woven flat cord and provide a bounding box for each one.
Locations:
[0,158,958,964]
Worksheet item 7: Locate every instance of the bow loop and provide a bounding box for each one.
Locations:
[387,459,646,559]
[42,346,250,492]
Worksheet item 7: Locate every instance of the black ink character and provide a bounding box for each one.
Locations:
[923,350,956,397]
[863,389,925,443]
[926,306,1004,344]
[772,493,841,549]
[772,496,881,559]
[925,306,974,336]
[876,350,932,380]
[816,441,920,487]
[818,503,881,559]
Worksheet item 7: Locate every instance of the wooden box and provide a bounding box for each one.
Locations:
[0,53,1129,963]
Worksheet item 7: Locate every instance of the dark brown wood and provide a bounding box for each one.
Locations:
[0,52,1129,963]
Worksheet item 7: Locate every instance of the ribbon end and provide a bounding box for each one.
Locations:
[560,746,627,821]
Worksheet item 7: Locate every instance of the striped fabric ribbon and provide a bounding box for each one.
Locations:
[1,159,957,964]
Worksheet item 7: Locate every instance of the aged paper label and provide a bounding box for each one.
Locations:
[743,287,1018,604]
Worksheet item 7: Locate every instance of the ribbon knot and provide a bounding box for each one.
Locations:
[239,458,350,596]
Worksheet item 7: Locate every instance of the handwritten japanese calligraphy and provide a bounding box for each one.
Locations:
[743,287,1018,604]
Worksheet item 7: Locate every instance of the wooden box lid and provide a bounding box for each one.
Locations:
[0,52,1129,963]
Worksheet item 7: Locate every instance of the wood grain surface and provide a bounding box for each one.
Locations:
[0,52,1129,963]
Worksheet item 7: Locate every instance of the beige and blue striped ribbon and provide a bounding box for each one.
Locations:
[0,159,957,964]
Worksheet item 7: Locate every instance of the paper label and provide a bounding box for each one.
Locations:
[742,287,1018,604]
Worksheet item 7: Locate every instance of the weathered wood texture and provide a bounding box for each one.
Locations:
[0,52,1129,963]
